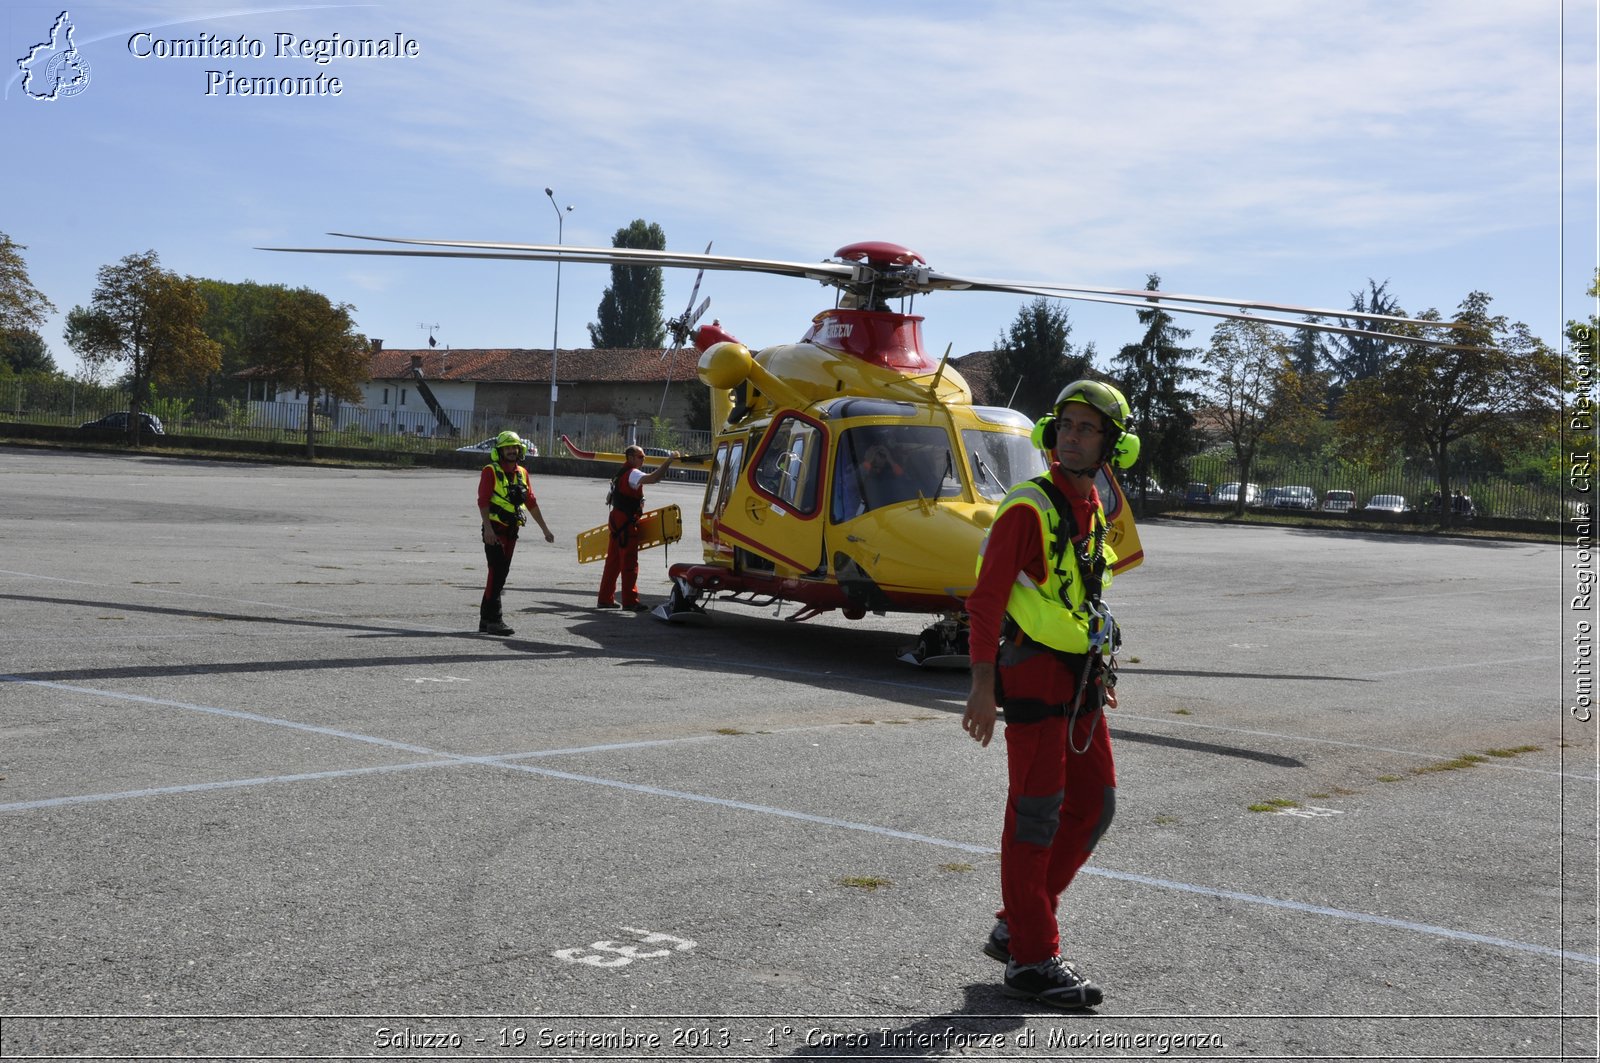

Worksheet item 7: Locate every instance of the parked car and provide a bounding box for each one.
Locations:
[1363,493,1411,514]
[79,411,164,435]
[457,436,538,457]
[1322,489,1356,513]
[1183,481,1212,504]
[1123,476,1164,499]
[1214,482,1261,506]
[1270,485,1317,510]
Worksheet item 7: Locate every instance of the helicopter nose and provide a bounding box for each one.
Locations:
[832,503,988,602]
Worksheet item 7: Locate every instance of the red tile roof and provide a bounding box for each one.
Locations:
[370,347,703,385]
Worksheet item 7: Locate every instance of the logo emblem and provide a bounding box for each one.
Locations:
[18,11,91,101]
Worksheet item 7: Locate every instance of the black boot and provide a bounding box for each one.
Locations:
[479,599,513,636]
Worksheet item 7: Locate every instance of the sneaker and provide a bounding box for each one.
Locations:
[982,919,1011,963]
[1002,955,1102,1010]
[596,601,622,610]
[479,620,515,636]
[623,601,649,611]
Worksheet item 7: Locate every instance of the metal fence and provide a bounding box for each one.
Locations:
[0,382,712,478]
[1178,452,1564,521]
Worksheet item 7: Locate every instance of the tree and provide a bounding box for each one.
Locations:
[1338,292,1564,525]
[192,278,285,414]
[1109,274,1203,509]
[588,220,666,349]
[0,231,55,335]
[0,329,57,374]
[1326,279,1403,402]
[1202,318,1320,515]
[252,286,369,458]
[64,251,220,444]
[992,298,1090,421]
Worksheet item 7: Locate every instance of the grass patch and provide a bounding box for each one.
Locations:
[1172,708,1192,716]
[1412,753,1489,775]
[1484,745,1540,758]
[838,876,891,891]
[1376,774,1403,783]
[713,727,748,736]
[1153,814,1179,826]
[940,863,974,873]
[1307,792,1330,800]
[1247,797,1300,813]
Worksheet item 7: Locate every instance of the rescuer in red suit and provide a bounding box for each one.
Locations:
[963,380,1140,1011]
[597,445,677,610]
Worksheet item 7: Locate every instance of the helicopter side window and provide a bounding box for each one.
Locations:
[717,440,744,519]
[751,417,822,515]
[832,425,963,520]
[961,428,1047,502]
[704,445,730,517]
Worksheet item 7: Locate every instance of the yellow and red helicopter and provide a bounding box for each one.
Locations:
[268,234,1454,663]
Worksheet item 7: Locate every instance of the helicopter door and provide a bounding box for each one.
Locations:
[720,414,826,576]
[699,437,744,563]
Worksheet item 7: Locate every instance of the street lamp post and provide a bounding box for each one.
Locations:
[544,187,573,457]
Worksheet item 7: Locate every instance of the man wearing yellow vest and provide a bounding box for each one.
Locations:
[962,379,1139,1010]
[476,431,555,636]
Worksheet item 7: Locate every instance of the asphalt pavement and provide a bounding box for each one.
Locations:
[0,446,1594,1061]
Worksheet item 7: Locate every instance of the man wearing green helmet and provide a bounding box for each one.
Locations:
[961,378,1139,1010]
[475,430,556,636]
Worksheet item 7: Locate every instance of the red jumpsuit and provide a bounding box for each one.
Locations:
[966,464,1117,966]
[598,468,645,607]
[477,461,538,623]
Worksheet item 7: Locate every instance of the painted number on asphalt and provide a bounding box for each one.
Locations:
[552,927,697,968]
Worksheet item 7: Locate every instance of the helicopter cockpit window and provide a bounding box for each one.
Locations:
[831,425,963,521]
[820,398,918,421]
[751,418,822,514]
[961,428,1047,502]
[970,406,1036,431]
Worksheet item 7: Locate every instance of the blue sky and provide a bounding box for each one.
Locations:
[4,0,1595,380]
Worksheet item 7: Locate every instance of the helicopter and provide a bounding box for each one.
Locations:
[266,234,1467,664]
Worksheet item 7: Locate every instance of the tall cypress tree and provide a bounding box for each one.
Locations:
[588,220,666,349]
[1110,274,1201,504]
[992,298,1089,421]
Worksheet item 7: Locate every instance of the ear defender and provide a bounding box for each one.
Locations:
[1110,431,1141,469]
[1031,416,1057,451]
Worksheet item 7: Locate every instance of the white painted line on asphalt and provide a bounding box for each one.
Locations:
[3,674,1592,970]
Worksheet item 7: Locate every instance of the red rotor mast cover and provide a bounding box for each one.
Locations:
[804,242,932,370]
[832,241,927,267]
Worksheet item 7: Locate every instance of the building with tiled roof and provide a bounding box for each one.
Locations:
[356,342,707,438]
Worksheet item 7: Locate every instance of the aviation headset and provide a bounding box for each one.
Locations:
[1031,380,1141,473]
[488,429,525,463]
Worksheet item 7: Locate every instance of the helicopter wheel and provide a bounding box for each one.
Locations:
[654,577,709,625]
[899,613,970,669]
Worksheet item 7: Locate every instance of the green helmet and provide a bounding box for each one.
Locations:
[1054,380,1131,432]
[490,430,525,462]
[1031,379,1141,470]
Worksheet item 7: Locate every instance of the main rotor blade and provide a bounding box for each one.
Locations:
[926,271,1454,329]
[989,284,1481,350]
[316,233,855,284]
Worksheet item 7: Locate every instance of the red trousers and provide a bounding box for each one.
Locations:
[998,710,1116,965]
[598,512,640,606]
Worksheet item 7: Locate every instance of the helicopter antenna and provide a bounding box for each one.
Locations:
[928,342,954,397]
[1006,375,1024,409]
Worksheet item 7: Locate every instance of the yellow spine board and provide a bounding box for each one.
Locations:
[575,505,685,564]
